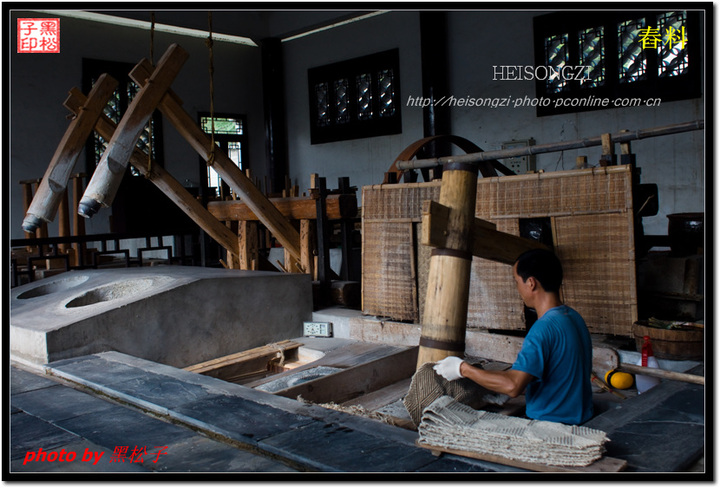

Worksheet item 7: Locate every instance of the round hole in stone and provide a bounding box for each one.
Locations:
[65,278,156,308]
[17,275,91,300]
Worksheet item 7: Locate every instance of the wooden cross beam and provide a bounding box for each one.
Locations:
[22,73,118,233]
[421,200,546,265]
[129,57,302,261]
[64,88,240,258]
[79,43,189,218]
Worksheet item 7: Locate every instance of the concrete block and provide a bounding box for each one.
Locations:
[10,266,313,367]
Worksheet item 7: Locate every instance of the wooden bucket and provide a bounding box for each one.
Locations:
[632,321,703,361]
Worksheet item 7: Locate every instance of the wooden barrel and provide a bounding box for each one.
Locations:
[632,322,703,361]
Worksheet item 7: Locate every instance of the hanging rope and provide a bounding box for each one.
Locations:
[146,12,156,177]
[206,12,216,167]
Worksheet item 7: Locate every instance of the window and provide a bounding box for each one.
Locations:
[533,11,701,116]
[308,49,402,144]
[199,113,247,198]
[82,59,163,175]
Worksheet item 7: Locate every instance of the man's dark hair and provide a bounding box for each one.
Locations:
[514,248,563,293]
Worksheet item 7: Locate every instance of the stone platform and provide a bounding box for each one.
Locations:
[10,266,312,367]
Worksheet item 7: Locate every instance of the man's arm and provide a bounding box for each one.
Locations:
[458,362,535,398]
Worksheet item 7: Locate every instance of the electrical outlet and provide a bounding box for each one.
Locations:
[303,322,333,337]
[502,139,536,174]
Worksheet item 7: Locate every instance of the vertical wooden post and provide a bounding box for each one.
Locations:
[300,219,316,278]
[57,188,71,254]
[71,173,87,267]
[417,162,479,368]
[239,220,258,270]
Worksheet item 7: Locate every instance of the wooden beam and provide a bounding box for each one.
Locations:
[130,58,302,261]
[207,193,357,221]
[65,88,240,258]
[238,221,259,270]
[300,219,316,278]
[22,74,118,232]
[184,340,302,381]
[422,200,547,265]
[80,44,189,216]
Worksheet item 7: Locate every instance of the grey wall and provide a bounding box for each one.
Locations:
[9,11,265,239]
[281,10,705,235]
[282,11,425,193]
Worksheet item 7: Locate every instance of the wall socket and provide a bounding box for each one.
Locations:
[303,322,333,337]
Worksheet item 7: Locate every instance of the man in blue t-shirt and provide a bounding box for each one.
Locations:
[434,248,593,425]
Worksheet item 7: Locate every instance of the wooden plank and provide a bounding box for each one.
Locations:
[417,442,627,472]
[65,88,240,257]
[617,363,705,385]
[207,193,357,221]
[81,45,189,211]
[130,58,302,261]
[274,346,418,404]
[184,340,302,379]
[422,200,547,265]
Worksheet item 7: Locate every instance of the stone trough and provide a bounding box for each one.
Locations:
[10,266,312,368]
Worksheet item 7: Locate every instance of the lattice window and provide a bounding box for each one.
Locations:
[199,114,246,198]
[579,26,605,88]
[377,69,396,117]
[545,33,569,93]
[334,78,350,124]
[308,49,401,144]
[618,18,647,83]
[533,10,701,116]
[356,73,373,120]
[658,11,689,77]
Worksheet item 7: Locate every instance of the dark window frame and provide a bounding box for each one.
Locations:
[533,10,702,116]
[308,48,402,144]
[197,111,248,199]
[82,58,164,174]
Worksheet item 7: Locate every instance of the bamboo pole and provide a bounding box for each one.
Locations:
[417,163,479,368]
[617,363,704,386]
[395,120,704,170]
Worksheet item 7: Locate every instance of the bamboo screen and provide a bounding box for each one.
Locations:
[361,165,637,336]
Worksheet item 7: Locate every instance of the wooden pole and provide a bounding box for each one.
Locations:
[395,120,704,170]
[417,163,478,367]
[617,363,704,386]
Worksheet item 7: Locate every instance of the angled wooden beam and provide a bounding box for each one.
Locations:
[129,58,302,261]
[79,44,189,217]
[207,193,357,221]
[65,88,240,258]
[22,74,118,232]
[422,200,547,265]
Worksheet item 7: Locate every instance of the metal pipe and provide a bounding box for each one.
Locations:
[395,120,704,170]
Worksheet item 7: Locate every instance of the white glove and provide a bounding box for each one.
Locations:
[433,356,465,381]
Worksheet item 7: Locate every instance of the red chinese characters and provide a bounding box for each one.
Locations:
[17,18,60,53]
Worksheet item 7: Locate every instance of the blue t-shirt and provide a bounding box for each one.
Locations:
[512,305,593,425]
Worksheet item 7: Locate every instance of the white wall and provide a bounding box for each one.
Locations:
[9,11,265,239]
[282,11,425,194]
